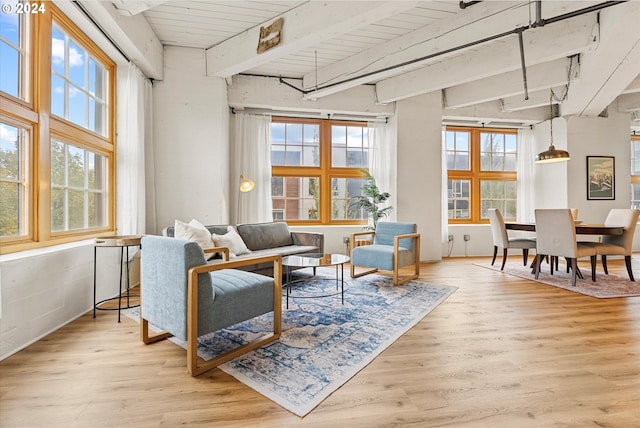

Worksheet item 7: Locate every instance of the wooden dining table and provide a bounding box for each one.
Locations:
[505,222,624,280]
[505,222,624,236]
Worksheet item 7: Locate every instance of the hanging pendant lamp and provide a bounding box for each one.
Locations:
[536,90,570,163]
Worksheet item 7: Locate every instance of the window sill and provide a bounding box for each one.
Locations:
[0,239,94,263]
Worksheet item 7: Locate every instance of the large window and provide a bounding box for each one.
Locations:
[0,3,115,253]
[446,126,517,223]
[271,118,369,224]
[631,135,640,210]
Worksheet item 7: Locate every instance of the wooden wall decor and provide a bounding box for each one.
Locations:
[257,17,283,54]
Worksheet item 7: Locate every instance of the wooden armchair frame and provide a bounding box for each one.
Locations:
[141,248,282,377]
[350,231,421,285]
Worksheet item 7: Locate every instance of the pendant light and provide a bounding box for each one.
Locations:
[536,90,570,163]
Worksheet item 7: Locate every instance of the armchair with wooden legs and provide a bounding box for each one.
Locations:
[140,235,282,376]
[350,222,420,285]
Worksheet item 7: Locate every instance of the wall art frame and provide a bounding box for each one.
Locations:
[586,156,615,200]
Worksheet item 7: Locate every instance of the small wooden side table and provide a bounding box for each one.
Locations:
[93,235,142,322]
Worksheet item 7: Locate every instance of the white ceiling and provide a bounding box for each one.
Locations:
[97,1,640,122]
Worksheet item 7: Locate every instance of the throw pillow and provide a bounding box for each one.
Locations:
[212,226,250,258]
[174,219,217,260]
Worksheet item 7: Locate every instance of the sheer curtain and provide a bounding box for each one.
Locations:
[517,128,536,222]
[116,62,153,235]
[234,112,273,224]
[441,126,449,243]
[368,116,397,221]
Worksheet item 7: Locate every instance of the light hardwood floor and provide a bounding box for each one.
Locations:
[1,257,639,427]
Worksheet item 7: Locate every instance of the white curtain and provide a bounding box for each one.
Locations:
[441,126,449,243]
[517,128,536,223]
[368,116,397,221]
[116,62,153,235]
[234,112,273,224]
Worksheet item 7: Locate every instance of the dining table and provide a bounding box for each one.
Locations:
[504,221,624,280]
[504,222,624,236]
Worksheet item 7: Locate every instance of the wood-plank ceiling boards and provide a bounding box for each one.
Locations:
[205,1,419,79]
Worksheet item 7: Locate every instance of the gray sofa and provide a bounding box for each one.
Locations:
[163,222,324,276]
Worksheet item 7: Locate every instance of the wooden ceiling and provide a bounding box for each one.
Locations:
[97,1,639,121]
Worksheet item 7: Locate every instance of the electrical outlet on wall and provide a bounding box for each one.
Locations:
[448,235,454,242]
[464,234,471,241]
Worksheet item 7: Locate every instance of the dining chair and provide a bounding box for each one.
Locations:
[533,209,596,287]
[570,208,578,220]
[587,208,639,281]
[488,208,536,270]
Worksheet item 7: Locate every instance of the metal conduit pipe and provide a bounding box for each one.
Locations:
[280,1,626,96]
[459,1,483,9]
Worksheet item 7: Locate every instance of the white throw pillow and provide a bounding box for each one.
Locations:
[212,226,250,258]
[174,219,216,259]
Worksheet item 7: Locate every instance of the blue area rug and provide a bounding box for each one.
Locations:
[128,269,456,417]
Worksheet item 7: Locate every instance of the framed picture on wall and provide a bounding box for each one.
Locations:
[586,156,615,200]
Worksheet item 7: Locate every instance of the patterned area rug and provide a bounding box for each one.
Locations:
[475,261,640,298]
[125,269,456,417]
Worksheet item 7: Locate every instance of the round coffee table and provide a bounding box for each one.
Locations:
[281,253,350,309]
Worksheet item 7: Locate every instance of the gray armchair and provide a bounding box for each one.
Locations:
[140,235,282,376]
[350,222,420,285]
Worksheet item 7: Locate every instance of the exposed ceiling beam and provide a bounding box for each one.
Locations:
[375,13,597,104]
[205,1,419,79]
[111,0,170,16]
[560,2,640,117]
[444,57,579,109]
[500,86,567,112]
[77,0,164,79]
[443,99,548,126]
[300,1,597,99]
[227,75,394,118]
[616,93,640,112]
[623,76,640,94]
[376,15,595,103]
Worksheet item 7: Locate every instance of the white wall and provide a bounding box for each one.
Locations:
[566,111,632,222]
[151,46,230,233]
[0,243,123,360]
[396,92,444,262]
[533,118,569,209]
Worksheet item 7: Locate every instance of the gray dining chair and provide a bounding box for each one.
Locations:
[533,209,597,287]
[488,208,536,270]
[586,208,639,281]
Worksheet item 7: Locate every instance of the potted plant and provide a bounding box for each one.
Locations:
[349,170,393,231]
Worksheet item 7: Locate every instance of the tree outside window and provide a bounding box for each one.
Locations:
[446,126,518,223]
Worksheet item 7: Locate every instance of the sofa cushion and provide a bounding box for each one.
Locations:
[237,222,293,251]
[164,224,230,238]
[173,219,217,259]
[212,226,251,257]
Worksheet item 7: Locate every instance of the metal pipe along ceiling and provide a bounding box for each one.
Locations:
[285,1,626,96]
